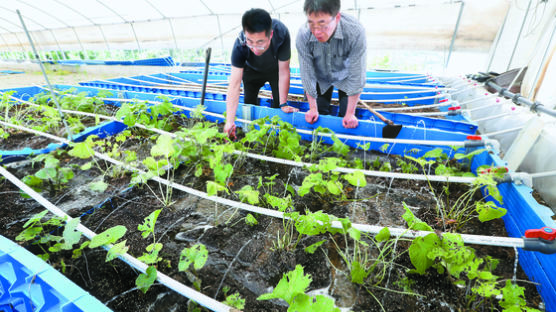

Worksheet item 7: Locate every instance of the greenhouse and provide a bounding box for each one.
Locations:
[1,0,555,311]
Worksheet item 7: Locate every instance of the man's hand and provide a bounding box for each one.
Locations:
[280,105,299,113]
[342,114,358,129]
[305,108,319,124]
[223,122,236,140]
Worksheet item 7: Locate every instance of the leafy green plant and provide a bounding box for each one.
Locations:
[222,286,246,310]
[23,152,74,195]
[403,205,536,311]
[298,157,346,199]
[397,158,418,174]
[179,243,209,293]
[257,265,340,312]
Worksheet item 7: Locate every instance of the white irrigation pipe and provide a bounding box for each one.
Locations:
[0,166,233,312]
[482,126,523,138]
[0,121,531,250]
[3,90,476,185]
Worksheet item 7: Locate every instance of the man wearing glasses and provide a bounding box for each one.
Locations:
[224,8,297,139]
[297,0,366,129]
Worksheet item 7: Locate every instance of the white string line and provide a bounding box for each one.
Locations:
[3,90,476,184]
[0,165,233,312]
[0,120,528,249]
[29,85,473,147]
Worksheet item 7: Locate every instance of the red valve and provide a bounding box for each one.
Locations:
[525,227,556,241]
[466,135,482,141]
[448,106,461,110]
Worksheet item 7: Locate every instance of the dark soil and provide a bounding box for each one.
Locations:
[1,130,58,150]
[0,119,543,312]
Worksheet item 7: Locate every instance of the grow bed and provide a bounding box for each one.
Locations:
[0,80,552,312]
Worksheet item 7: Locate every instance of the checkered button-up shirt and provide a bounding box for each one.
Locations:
[296,13,367,98]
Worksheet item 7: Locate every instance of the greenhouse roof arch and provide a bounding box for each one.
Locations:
[0,0,509,70]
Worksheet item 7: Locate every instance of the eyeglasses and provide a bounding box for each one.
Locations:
[239,34,269,51]
[245,42,266,51]
[308,17,335,31]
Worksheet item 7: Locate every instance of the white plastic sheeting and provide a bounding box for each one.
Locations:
[444,75,556,211]
[0,0,507,71]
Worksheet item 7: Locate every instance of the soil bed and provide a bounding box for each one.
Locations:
[0,137,542,312]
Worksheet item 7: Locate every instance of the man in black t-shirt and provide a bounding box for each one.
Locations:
[224,8,298,139]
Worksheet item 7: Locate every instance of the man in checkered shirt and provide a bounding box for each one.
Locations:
[296,0,367,128]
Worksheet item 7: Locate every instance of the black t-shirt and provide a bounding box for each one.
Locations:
[231,19,291,73]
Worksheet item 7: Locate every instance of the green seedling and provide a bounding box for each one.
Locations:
[258,265,340,312]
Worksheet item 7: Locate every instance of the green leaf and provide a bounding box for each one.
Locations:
[35,167,57,181]
[69,136,96,159]
[499,280,530,310]
[423,148,445,160]
[23,175,43,187]
[476,201,506,222]
[375,227,391,242]
[22,210,49,228]
[80,162,92,171]
[257,265,312,305]
[136,265,157,294]
[409,234,440,274]
[304,239,326,254]
[224,292,245,310]
[106,240,129,262]
[245,213,258,226]
[350,261,370,284]
[139,243,163,264]
[89,180,109,193]
[179,244,208,271]
[326,180,342,195]
[311,294,341,312]
[138,209,161,239]
[151,134,175,157]
[61,218,82,249]
[235,185,260,205]
[89,225,127,248]
[402,202,433,231]
[206,181,228,196]
[343,170,367,187]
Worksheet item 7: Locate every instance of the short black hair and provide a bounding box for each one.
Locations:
[303,0,340,16]
[242,8,272,37]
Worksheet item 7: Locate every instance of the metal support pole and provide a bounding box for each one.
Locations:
[71,27,86,59]
[49,29,66,60]
[167,18,179,51]
[98,25,110,51]
[215,15,225,59]
[507,0,532,71]
[445,1,465,70]
[486,4,510,72]
[129,22,142,52]
[528,19,556,99]
[16,9,73,140]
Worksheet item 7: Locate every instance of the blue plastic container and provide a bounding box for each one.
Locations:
[0,235,111,312]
